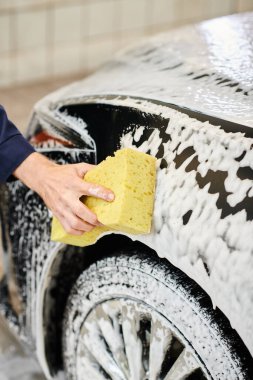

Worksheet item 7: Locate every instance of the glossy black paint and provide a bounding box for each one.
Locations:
[0,101,252,375]
[60,103,169,163]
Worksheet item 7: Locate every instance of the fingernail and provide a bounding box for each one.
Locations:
[107,193,114,201]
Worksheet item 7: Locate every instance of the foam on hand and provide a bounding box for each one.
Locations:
[51,148,156,247]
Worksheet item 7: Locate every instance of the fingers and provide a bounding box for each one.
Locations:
[55,213,83,236]
[54,200,102,236]
[74,200,101,226]
[72,164,115,201]
[74,163,96,178]
[44,162,115,236]
[79,181,115,201]
[55,209,96,236]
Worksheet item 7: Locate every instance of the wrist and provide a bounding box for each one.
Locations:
[13,152,57,194]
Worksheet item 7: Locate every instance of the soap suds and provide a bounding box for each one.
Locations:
[2,95,252,379]
[63,256,244,379]
[1,13,252,379]
[117,98,253,356]
[36,13,253,127]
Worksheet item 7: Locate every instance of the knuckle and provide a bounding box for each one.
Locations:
[55,205,63,214]
[89,215,97,225]
[85,224,94,232]
[71,229,81,236]
[79,186,87,197]
[78,205,97,225]
[65,226,74,234]
[70,220,80,230]
[77,204,86,216]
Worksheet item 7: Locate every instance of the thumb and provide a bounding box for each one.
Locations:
[74,163,95,178]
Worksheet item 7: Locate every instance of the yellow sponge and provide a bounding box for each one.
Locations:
[51,148,156,247]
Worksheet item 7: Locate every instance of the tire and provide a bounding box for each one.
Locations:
[63,251,252,380]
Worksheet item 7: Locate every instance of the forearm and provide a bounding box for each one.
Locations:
[13,152,56,195]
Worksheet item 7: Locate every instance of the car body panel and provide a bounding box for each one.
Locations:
[0,13,252,379]
[33,13,253,127]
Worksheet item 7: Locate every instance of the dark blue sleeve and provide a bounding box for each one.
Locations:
[0,105,35,183]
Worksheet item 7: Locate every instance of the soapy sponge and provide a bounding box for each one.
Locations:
[51,148,156,247]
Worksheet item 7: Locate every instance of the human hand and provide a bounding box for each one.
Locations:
[13,152,114,235]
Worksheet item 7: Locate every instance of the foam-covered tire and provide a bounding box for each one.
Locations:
[63,252,252,380]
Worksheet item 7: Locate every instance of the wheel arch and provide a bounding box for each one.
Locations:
[63,252,253,379]
[39,234,253,378]
[40,234,151,377]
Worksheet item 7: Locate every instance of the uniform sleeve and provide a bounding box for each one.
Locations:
[0,105,35,183]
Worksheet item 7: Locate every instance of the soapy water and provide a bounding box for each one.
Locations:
[3,13,251,378]
[39,13,253,127]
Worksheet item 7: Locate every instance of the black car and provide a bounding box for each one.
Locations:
[0,12,252,380]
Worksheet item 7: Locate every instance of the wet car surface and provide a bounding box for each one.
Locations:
[0,13,252,380]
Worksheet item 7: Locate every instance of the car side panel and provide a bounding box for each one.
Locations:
[0,100,252,378]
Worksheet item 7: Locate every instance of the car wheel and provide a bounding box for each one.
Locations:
[63,251,251,380]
